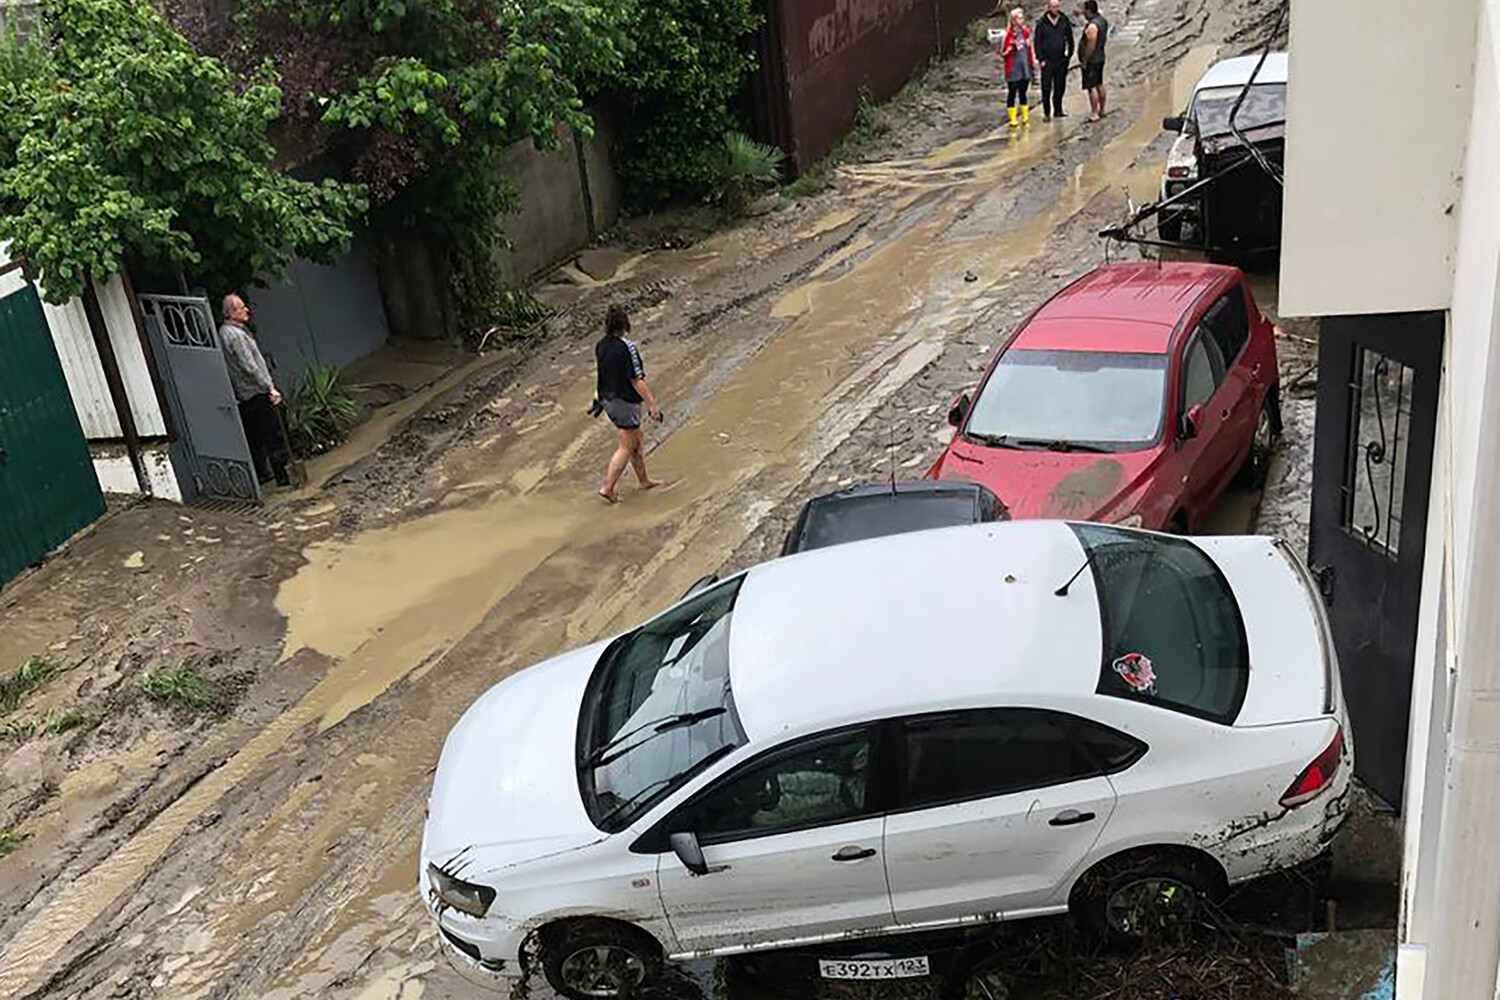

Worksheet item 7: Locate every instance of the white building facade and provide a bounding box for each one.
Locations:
[1280,0,1500,995]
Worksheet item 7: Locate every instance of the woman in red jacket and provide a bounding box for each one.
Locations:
[1001,7,1039,128]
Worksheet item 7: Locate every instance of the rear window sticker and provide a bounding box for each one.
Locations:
[1113,652,1157,695]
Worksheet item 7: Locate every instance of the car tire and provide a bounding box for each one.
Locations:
[541,920,663,1000]
[1236,392,1281,490]
[1072,852,1219,947]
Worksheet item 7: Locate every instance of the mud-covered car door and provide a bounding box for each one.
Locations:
[653,727,893,953]
[883,709,1121,925]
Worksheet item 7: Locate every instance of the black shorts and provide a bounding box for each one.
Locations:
[1082,63,1105,89]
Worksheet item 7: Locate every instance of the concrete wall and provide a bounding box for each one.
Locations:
[1278,0,1477,317]
[249,237,391,381]
[495,119,623,286]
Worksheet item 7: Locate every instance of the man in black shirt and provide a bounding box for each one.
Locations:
[1034,0,1074,120]
[595,304,663,504]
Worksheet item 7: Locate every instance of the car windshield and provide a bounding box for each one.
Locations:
[966,349,1168,450]
[578,578,745,832]
[798,493,979,551]
[1071,524,1249,723]
[1190,83,1286,138]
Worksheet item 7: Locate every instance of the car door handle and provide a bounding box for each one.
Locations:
[1048,810,1096,827]
[831,846,877,862]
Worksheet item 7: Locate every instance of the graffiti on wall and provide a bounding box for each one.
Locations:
[808,0,922,61]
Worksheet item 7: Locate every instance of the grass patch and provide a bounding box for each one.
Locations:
[138,664,226,714]
[0,828,25,857]
[1,708,98,742]
[0,656,61,714]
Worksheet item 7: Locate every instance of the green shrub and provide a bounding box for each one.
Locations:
[0,656,60,714]
[1,708,96,742]
[284,363,362,458]
[138,664,225,714]
[0,828,24,857]
[719,132,786,215]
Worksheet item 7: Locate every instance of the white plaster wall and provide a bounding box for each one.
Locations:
[1396,4,1500,996]
[40,273,168,439]
[0,245,168,441]
[1279,0,1477,317]
[90,444,181,502]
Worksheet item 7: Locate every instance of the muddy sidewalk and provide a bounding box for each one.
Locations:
[0,1,1327,997]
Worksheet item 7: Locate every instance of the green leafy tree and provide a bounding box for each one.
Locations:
[0,0,365,304]
[600,0,764,203]
[218,0,625,333]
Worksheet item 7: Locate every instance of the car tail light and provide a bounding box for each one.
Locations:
[1280,727,1345,809]
[1167,166,1191,179]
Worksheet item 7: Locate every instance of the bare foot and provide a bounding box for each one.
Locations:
[597,490,620,505]
[639,479,663,491]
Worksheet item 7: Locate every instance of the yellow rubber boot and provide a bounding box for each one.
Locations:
[1020,103,1030,125]
[1007,105,1019,128]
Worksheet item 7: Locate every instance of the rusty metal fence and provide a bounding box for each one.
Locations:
[751,0,999,172]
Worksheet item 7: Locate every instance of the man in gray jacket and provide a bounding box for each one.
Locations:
[220,293,291,487]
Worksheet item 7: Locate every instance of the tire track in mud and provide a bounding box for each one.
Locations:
[1,5,1274,995]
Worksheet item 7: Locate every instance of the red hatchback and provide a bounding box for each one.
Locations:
[930,263,1280,532]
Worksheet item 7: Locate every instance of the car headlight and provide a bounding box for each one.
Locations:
[428,863,496,918]
[1111,513,1145,529]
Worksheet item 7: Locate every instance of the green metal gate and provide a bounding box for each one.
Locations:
[0,282,105,583]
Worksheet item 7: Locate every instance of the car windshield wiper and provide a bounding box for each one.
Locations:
[582,707,729,769]
[1043,440,1113,454]
[597,743,738,828]
[966,432,1044,450]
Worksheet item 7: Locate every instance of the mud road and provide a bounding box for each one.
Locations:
[0,1,1307,997]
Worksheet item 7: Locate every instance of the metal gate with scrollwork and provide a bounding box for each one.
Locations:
[1308,311,1443,810]
[138,294,261,504]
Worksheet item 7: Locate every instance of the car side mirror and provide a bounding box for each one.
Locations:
[669,831,709,877]
[948,392,972,428]
[1162,115,1185,133]
[1179,404,1203,442]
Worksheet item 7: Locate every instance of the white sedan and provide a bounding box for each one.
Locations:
[420,521,1350,998]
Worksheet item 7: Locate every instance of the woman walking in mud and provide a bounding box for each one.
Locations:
[1001,7,1039,128]
[595,304,663,504]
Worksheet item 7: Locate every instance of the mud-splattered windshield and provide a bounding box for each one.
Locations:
[967,350,1168,451]
[1190,83,1286,138]
[1071,524,1248,723]
[578,578,745,832]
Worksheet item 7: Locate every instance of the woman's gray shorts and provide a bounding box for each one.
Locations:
[603,398,641,430]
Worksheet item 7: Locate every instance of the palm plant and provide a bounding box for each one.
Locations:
[284,363,362,457]
[719,132,787,215]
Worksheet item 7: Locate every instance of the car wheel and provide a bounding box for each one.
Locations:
[1236,394,1280,490]
[1073,853,1217,947]
[542,921,663,1000]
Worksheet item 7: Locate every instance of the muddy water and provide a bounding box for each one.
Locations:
[0,50,1220,1000]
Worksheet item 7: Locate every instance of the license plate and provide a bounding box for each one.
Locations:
[987,28,1005,41]
[818,957,930,980]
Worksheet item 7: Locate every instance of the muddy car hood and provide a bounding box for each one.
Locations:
[934,441,1157,521]
[1194,536,1329,727]
[423,639,610,867]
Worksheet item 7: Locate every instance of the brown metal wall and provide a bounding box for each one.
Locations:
[754,0,1000,172]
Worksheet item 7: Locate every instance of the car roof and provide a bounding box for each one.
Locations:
[1020,263,1238,345]
[728,521,1103,741]
[807,480,994,503]
[1194,53,1288,92]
